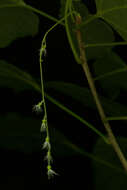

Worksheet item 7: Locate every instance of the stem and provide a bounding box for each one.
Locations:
[75,14,127,172]
[106,116,127,121]
[85,41,127,48]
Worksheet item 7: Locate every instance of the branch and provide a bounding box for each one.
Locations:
[75,14,127,172]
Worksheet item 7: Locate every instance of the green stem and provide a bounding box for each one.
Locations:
[106,116,127,121]
[85,41,127,48]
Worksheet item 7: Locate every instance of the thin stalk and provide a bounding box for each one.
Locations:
[106,116,127,121]
[85,41,127,48]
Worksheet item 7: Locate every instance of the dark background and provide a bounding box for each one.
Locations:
[0,0,127,189]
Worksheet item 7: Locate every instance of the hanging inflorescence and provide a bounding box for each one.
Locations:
[33,37,58,179]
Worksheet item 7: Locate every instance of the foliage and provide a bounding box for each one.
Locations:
[0,0,127,187]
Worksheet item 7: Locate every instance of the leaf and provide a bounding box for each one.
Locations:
[93,51,127,99]
[0,112,81,155]
[0,112,93,157]
[95,0,127,40]
[0,0,39,47]
[45,81,127,117]
[0,112,125,177]
[50,127,86,158]
[0,113,40,153]
[0,60,40,92]
[59,0,89,19]
[0,61,127,121]
[64,1,115,60]
[82,18,115,60]
[0,0,24,5]
[51,130,127,175]
[0,112,81,156]
[92,137,127,189]
[51,129,127,175]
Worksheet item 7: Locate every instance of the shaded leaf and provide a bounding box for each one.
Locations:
[0,0,39,47]
[0,61,127,122]
[0,0,24,5]
[50,127,85,158]
[93,51,127,99]
[0,60,40,92]
[51,128,126,175]
[0,112,125,177]
[81,18,115,60]
[66,3,115,60]
[0,112,91,157]
[92,136,127,189]
[95,0,127,40]
[0,113,40,153]
[59,0,89,19]
[45,81,127,117]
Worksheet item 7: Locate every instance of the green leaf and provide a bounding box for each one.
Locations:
[0,112,82,156]
[95,0,127,40]
[0,61,127,125]
[0,0,24,5]
[0,112,96,157]
[0,112,126,179]
[82,18,115,60]
[93,51,127,99]
[51,130,127,174]
[46,94,108,142]
[0,0,39,47]
[0,112,85,155]
[0,61,106,140]
[45,81,127,117]
[59,0,66,18]
[0,113,40,153]
[64,1,115,60]
[0,112,88,157]
[0,112,125,176]
[0,60,40,92]
[59,0,89,19]
[92,137,127,189]
[51,129,127,174]
[50,127,86,157]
